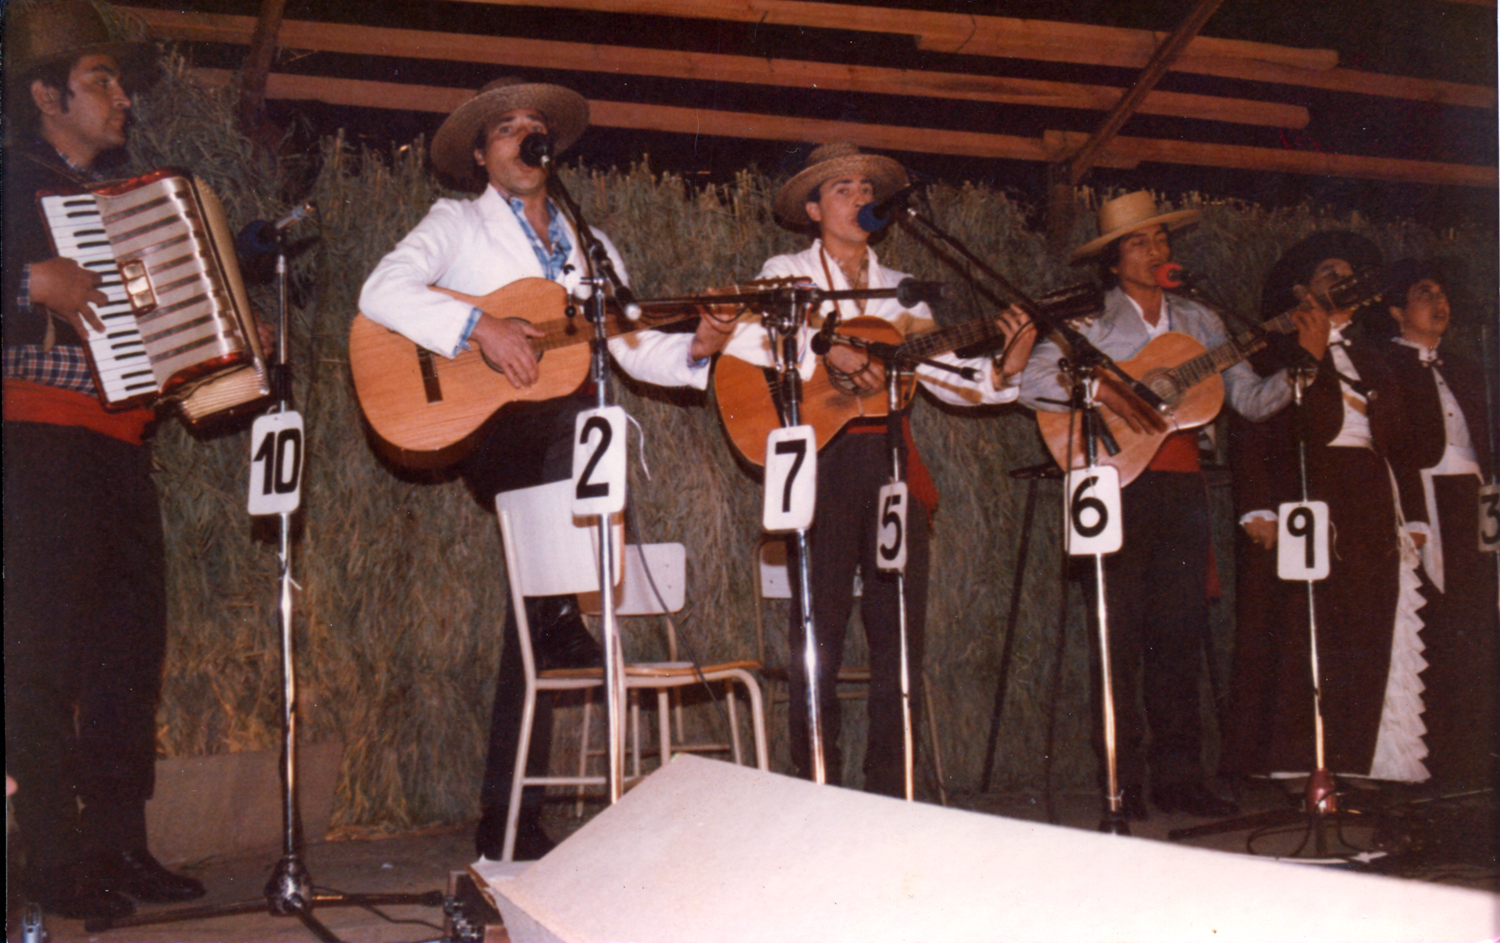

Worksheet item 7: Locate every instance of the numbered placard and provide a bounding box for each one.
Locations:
[572,405,627,516]
[1278,500,1331,580]
[763,426,817,532]
[247,411,304,515]
[876,482,908,572]
[1479,483,1500,553]
[1064,467,1122,556]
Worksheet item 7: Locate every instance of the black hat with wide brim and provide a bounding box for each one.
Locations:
[1259,230,1383,321]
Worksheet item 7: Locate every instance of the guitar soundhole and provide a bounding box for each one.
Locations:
[478,345,543,375]
[1144,371,1184,407]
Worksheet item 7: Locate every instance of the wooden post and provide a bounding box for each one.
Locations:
[1046,0,1223,244]
[238,0,288,141]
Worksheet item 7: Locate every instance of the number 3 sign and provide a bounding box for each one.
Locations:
[247,411,304,515]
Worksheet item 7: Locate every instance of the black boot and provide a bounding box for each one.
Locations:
[23,864,136,921]
[527,596,602,671]
[94,848,207,903]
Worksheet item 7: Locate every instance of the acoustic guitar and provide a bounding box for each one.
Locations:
[1036,271,1384,485]
[349,278,738,458]
[715,283,1101,467]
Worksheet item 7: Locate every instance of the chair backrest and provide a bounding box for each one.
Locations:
[581,543,685,616]
[496,479,623,598]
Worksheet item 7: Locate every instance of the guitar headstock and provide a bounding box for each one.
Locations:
[1324,267,1391,315]
[1035,282,1104,323]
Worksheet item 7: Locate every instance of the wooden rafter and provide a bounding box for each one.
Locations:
[121,8,1309,129]
[188,69,1498,189]
[445,0,1495,108]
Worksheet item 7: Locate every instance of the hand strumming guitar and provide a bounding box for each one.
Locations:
[470,313,545,388]
[1093,371,1170,435]
[825,342,885,395]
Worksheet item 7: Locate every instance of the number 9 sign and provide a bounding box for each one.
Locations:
[1277,500,1330,581]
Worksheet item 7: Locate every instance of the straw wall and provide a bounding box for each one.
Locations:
[118,60,1495,829]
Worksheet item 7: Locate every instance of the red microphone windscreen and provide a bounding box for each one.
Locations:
[1153,262,1185,289]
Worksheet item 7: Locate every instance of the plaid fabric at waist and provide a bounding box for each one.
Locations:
[3,344,98,397]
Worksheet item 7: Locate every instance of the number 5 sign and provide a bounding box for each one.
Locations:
[248,411,304,515]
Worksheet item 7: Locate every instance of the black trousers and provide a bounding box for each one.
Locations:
[787,432,930,797]
[4,422,165,871]
[1083,471,1212,793]
[462,397,590,817]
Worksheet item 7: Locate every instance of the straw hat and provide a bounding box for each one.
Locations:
[430,77,590,191]
[5,0,156,91]
[1069,191,1201,264]
[772,142,908,229]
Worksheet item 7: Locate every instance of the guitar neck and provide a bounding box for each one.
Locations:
[898,318,1001,361]
[1165,311,1298,390]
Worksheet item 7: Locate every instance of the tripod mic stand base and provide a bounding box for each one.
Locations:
[85,851,446,941]
[1098,810,1132,836]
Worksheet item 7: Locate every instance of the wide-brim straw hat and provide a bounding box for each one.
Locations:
[1259,230,1382,321]
[5,0,157,92]
[430,77,589,191]
[772,142,908,229]
[1068,190,1201,264]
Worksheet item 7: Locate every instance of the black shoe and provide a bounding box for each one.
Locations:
[475,806,556,861]
[24,865,136,921]
[529,596,602,671]
[1151,781,1240,818]
[95,849,207,903]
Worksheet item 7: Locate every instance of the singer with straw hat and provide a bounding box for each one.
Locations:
[1013,191,1331,821]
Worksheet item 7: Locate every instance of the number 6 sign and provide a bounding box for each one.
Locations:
[1064,467,1122,555]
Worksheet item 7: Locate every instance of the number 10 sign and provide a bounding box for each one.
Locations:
[247,411,304,515]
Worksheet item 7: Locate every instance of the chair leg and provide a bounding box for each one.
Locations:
[657,689,672,769]
[504,682,540,862]
[726,681,744,765]
[574,687,595,818]
[922,670,948,807]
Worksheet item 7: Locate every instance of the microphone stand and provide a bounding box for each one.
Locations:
[820,332,970,801]
[1169,366,1384,858]
[89,227,443,940]
[547,168,629,804]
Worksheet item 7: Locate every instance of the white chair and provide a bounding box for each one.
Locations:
[752,535,948,803]
[495,481,768,861]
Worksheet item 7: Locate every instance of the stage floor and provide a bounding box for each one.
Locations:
[12,780,1495,943]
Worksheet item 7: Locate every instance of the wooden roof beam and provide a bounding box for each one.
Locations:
[187,68,1497,189]
[440,0,1495,109]
[122,8,1309,129]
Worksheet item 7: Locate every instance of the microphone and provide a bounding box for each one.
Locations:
[895,278,948,308]
[235,201,317,260]
[1153,262,1201,291]
[614,285,643,322]
[855,185,918,233]
[519,132,554,170]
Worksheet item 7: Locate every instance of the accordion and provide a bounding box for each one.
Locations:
[39,168,270,425]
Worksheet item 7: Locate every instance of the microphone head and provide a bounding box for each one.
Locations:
[856,201,891,234]
[1153,262,1187,289]
[519,132,555,169]
[235,219,279,261]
